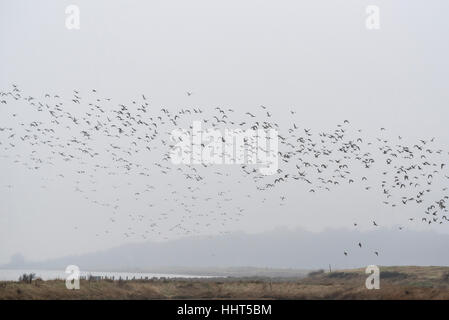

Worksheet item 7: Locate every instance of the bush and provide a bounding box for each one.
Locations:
[380,271,408,280]
[308,270,325,277]
[18,273,35,284]
[327,272,358,279]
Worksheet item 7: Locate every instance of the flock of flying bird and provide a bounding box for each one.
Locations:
[1,84,448,258]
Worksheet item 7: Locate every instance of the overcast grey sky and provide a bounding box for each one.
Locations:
[1,0,448,267]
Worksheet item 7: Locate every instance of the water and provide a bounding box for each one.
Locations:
[0,269,209,281]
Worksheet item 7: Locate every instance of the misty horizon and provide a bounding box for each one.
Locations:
[3,227,449,272]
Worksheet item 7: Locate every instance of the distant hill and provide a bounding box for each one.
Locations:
[2,228,449,276]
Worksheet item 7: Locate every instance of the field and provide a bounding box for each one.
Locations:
[1,266,449,300]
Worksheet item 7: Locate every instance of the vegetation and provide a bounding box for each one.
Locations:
[1,266,449,300]
[18,273,36,284]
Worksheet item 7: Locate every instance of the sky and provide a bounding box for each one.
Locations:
[0,0,448,267]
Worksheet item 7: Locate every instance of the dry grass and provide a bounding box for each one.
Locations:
[1,266,449,300]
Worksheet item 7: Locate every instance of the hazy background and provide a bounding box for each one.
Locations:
[1,0,448,269]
